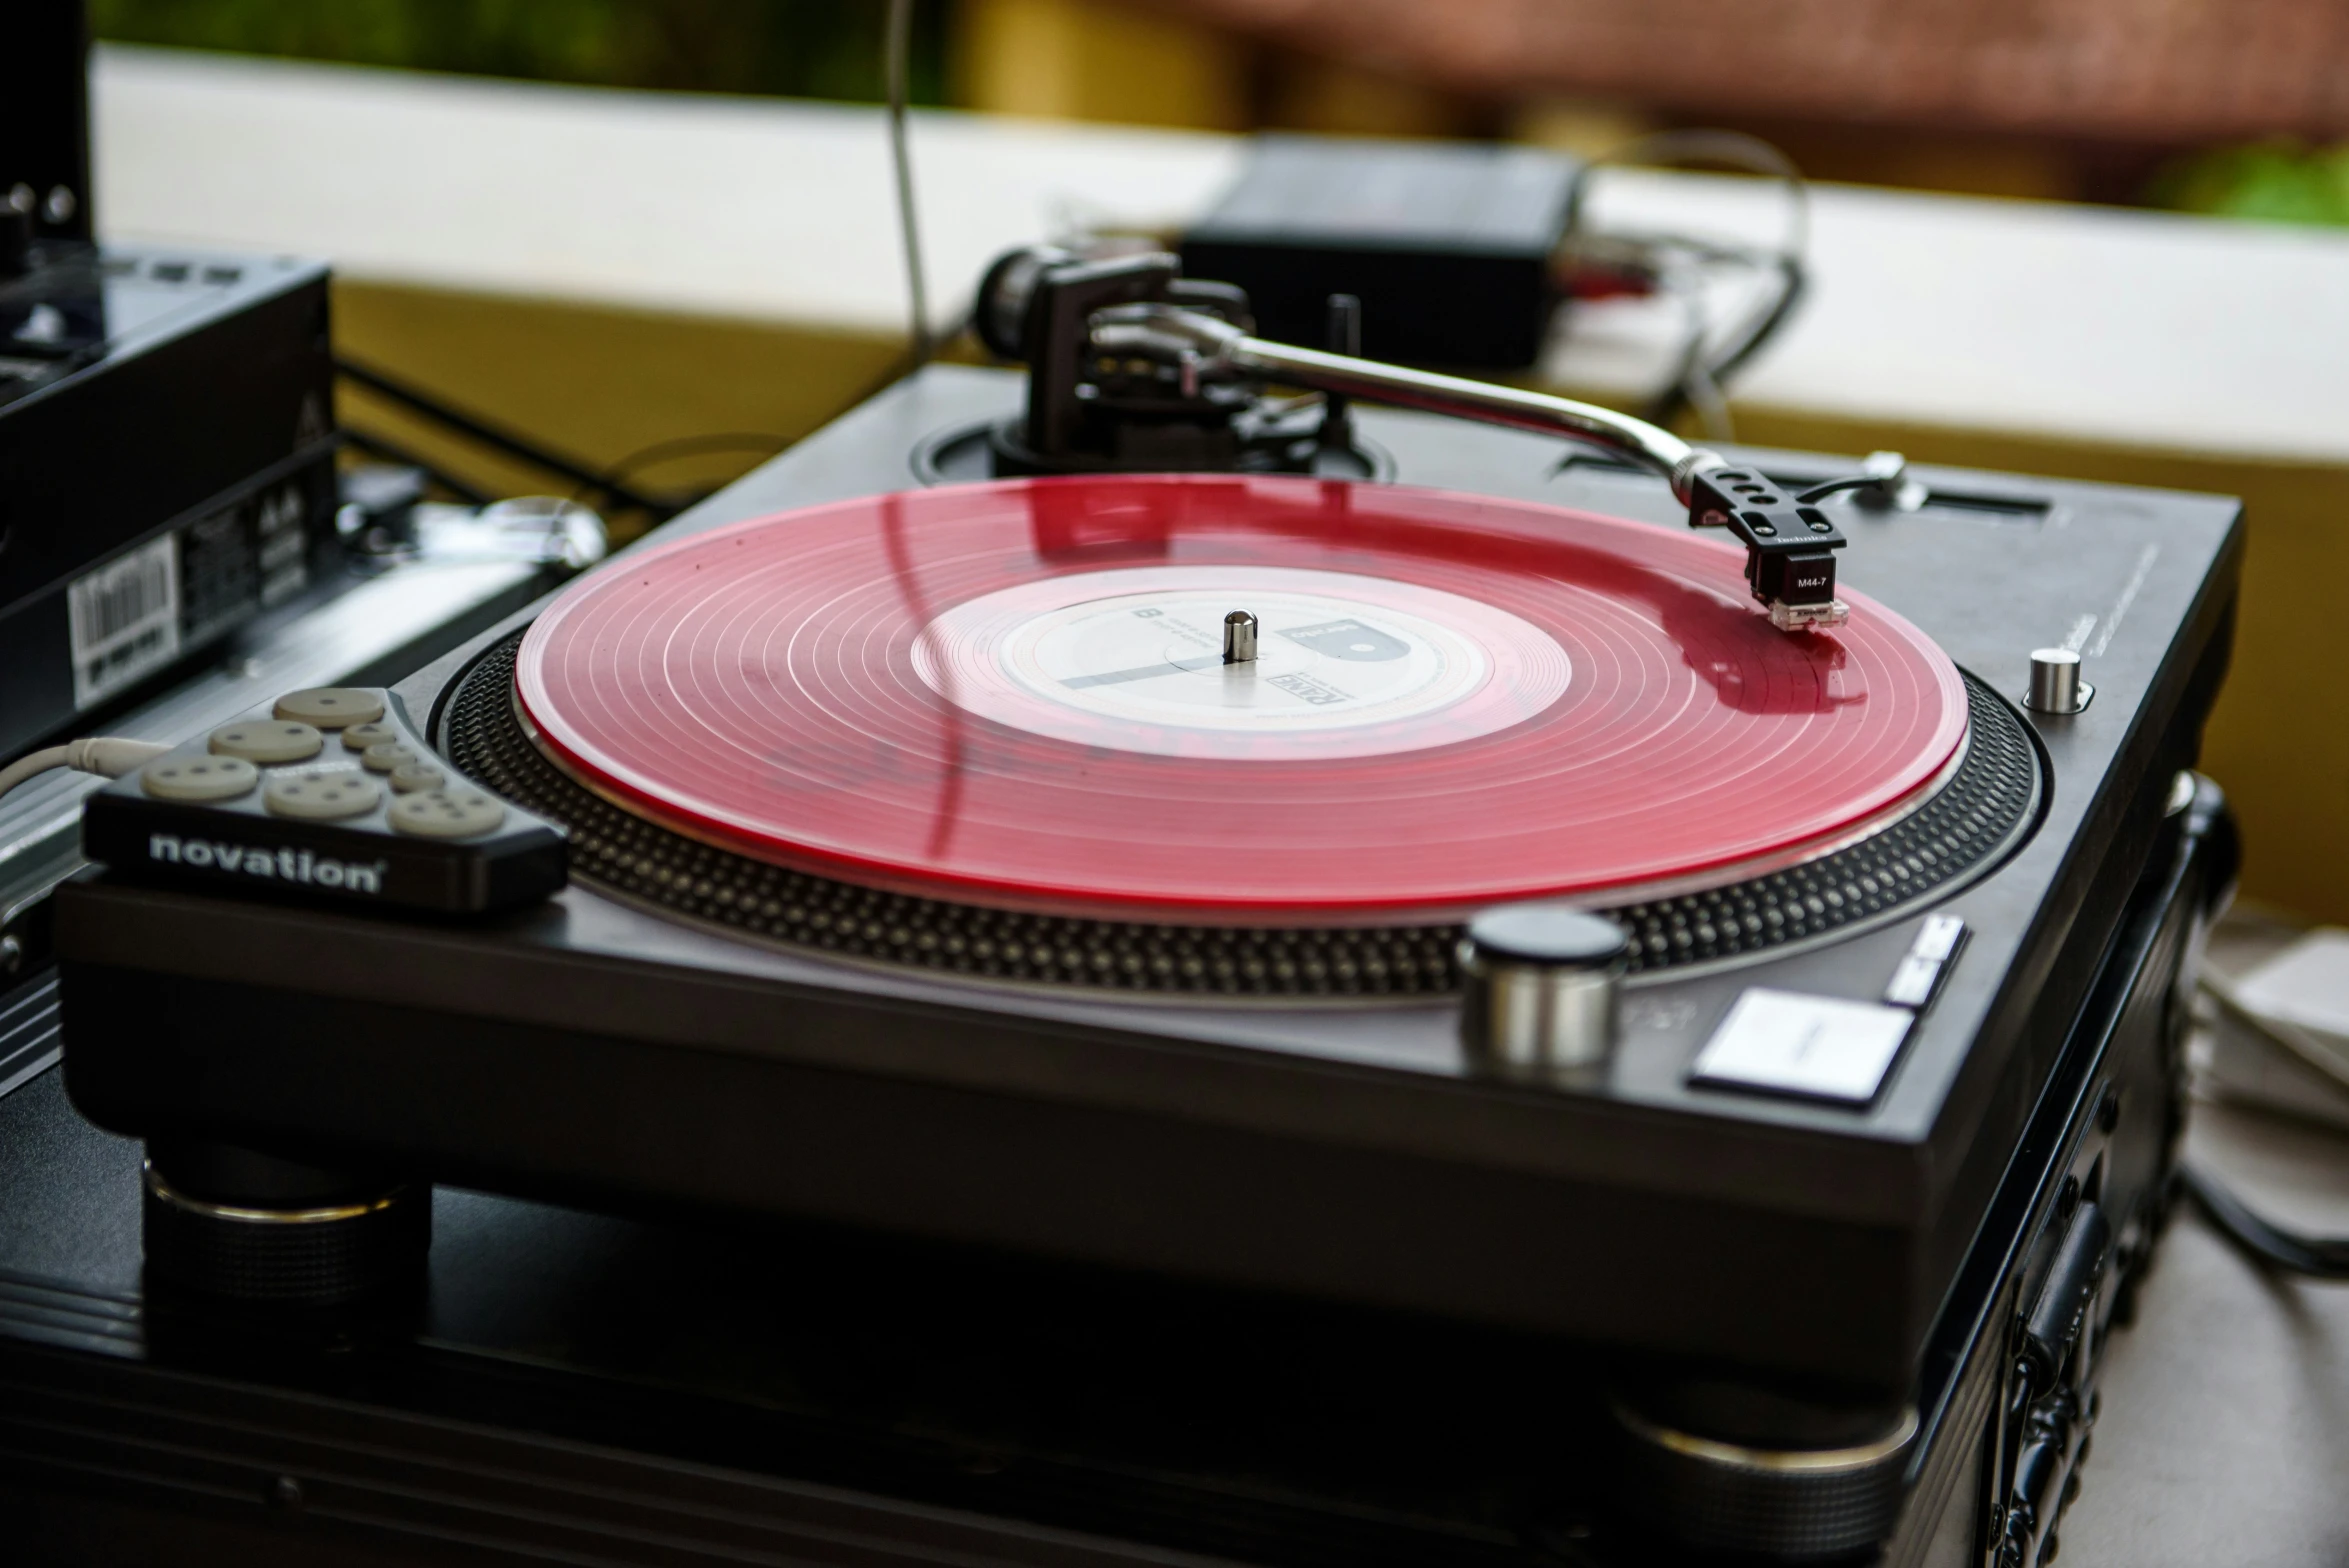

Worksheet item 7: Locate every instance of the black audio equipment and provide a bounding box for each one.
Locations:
[0,0,338,763]
[0,244,339,761]
[1180,134,1578,369]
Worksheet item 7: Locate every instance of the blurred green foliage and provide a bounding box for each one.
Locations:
[91,0,948,103]
[2149,142,2349,227]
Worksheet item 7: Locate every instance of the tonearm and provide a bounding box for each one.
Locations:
[976,246,1854,631]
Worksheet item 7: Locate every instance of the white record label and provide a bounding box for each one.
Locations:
[914,565,1571,760]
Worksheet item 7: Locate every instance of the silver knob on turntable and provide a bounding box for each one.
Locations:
[2026,647,2092,714]
[1222,610,1258,664]
[1459,905,1630,1071]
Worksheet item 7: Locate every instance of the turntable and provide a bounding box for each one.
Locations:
[19,248,2241,1565]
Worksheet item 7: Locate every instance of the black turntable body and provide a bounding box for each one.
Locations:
[8,352,2241,1566]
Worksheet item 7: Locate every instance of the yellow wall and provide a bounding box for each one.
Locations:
[956,0,1250,129]
[332,281,908,540]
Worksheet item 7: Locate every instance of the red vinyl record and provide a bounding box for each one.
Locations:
[514,476,1967,920]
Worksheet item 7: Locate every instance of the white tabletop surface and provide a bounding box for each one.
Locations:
[90,44,2349,469]
[2068,1099,2349,1567]
[2061,913,2349,1567]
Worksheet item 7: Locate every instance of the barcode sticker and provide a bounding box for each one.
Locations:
[67,532,182,709]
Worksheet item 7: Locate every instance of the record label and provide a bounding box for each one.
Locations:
[913,565,1569,759]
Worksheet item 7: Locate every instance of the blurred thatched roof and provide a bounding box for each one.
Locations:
[1166,0,2349,140]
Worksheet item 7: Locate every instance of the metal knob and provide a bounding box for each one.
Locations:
[2026,647,2092,714]
[1223,609,1258,664]
[1459,904,1629,1070]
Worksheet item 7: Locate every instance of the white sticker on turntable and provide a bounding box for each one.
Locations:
[1689,988,1915,1105]
[913,565,1570,760]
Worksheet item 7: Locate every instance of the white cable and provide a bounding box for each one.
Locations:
[0,737,172,801]
[74,737,173,776]
[0,747,71,801]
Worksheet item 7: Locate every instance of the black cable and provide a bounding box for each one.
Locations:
[2178,1161,2349,1280]
[1635,252,1802,435]
[885,0,932,367]
[1797,474,1885,504]
[335,356,666,517]
[1565,129,1810,436]
[566,432,791,513]
[338,425,493,506]
[1702,252,1806,389]
[601,432,789,484]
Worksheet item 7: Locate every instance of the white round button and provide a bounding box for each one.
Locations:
[273,688,385,729]
[263,770,383,820]
[389,761,447,794]
[341,721,401,752]
[361,741,420,774]
[388,787,505,839]
[210,720,322,764]
[142,755,259,801]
